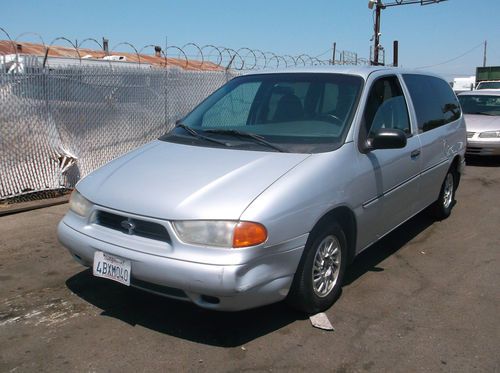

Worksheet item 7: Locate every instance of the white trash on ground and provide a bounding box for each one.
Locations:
[309,312,334,331]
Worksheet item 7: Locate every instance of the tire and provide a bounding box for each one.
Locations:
[287,222,347,314]
[432,168,457,220]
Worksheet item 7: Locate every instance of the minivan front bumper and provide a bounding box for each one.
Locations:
[58,212,306,311]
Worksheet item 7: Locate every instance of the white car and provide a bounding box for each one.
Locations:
[458,90,500,156]
[476,81,500,90]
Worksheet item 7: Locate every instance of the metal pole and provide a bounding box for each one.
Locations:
[393,40,398,67]
[483,40,487,67]
[102,38,109,54]
[373,4,382,65]
[164,35,168,129]
[332,42,336,65]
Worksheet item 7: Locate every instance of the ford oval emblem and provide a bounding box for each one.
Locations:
[121,219,135,234]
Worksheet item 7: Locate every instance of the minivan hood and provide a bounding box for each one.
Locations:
[77,140,310,220]
[464,114,500,132]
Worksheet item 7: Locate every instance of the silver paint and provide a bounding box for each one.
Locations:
[58,66,467,311]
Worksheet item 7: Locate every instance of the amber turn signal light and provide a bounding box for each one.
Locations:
[233,221,267,248]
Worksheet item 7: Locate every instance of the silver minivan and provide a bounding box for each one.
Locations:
[58,66,466,313]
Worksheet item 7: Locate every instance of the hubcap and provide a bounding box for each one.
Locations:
[443,173,454,209]
[312,235,341,298]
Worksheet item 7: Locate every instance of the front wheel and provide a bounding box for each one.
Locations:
[287,222,347,314]
[432,168,457,220]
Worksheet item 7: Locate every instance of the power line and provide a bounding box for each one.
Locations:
[415,42,484,69]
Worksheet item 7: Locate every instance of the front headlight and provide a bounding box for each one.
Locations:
[479,131,500,138]
[172,220,267,248]
[69,190,93,217]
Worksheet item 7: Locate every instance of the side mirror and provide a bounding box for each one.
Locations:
[365,128,407,151]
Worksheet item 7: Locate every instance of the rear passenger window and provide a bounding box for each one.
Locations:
[363,76,411,138]
[403,74,461,132]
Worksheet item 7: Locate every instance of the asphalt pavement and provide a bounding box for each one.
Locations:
[1,157,499,372]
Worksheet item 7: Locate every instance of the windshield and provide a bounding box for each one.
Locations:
[161,73,364,153]
[476,82,500,90]
[458,95,500,116]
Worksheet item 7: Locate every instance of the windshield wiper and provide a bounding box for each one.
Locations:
[204,129,288,153]
[174,123,229,146]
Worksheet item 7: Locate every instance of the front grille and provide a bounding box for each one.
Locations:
[479,131,500,138]
[466,147,483,154]
[96,210,170,242]
[467,131,475,138]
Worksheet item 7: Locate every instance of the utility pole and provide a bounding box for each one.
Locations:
[373,2,382,65]
[332,42,336,65]
[483,40,487,67]
[369,0,385,65]
[368,0,447,66]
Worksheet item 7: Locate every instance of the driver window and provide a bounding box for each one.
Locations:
[363,76,411,138]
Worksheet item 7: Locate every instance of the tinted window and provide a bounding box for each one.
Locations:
[202,82,260,127]
[259,81,310,123]
[403,74,461,132]
[476,81,500,90]
[171,73,363,153]
[363,76,411,137]
[458,95,500,116]
[319,83,339,114]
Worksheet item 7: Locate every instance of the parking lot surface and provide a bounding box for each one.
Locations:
[1,158,499,372]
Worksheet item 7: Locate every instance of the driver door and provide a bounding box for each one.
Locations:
[356,75,422,246]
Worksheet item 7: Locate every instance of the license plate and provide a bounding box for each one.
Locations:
[93,251,131,286]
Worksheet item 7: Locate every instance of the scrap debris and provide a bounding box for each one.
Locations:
[309,312,334,331]
[54,145,78,173]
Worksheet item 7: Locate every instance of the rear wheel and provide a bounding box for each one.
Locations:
[432,168,457,220]
[287,222,347,314]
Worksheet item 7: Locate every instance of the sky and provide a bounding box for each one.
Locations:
[1,0,499,80]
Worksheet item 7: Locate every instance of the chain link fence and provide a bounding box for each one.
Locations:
[0,26,371,201]
[0,61,235,200]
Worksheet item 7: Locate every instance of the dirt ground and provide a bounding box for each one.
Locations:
[1,157,499,373]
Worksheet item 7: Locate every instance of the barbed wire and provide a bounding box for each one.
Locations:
[0,27,371,70]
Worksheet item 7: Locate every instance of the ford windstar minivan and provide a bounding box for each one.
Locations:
[58,66,466,313]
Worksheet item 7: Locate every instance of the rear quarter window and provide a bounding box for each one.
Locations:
[403,74,461,132]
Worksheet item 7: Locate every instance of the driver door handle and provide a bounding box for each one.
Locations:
[411,149,421,159]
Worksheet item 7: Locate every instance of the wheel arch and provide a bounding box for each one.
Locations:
[450,154,462,189]
[309,206,357,265]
